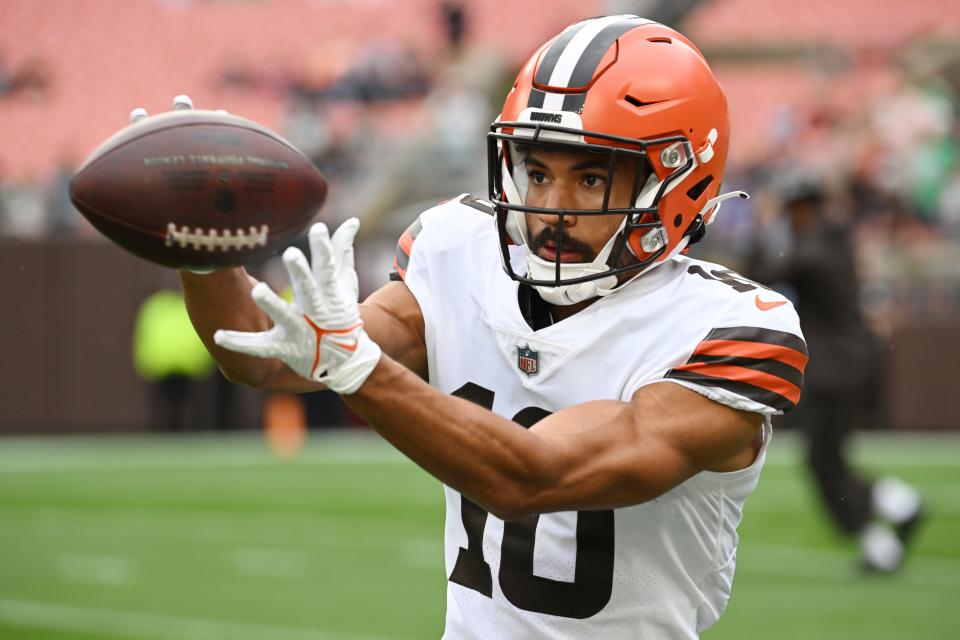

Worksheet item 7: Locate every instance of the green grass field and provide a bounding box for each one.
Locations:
[0,430,957,640]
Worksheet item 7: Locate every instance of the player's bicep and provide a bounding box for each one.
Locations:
[526,383,761,512]
[361,281,428,378]
[631,382,763,475]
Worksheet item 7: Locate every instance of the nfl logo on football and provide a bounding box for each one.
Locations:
[516,344,539,376]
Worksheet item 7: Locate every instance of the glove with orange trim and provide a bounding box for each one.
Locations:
[213,218,381,394]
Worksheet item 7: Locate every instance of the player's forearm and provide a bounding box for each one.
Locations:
[179,268,284,387]
[346,359,708,516]
[344,355,555,519]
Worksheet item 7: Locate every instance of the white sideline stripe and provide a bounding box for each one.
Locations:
[0,598,400,640]
[0,453,409,473]
[400,539,444,572]
[0,505,441,541]
[57,554,133,587]
[232,546,313,579]
[0,449,408,474]
[741,543,960,589]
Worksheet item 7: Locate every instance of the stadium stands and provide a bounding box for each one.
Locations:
[0,0,602,181]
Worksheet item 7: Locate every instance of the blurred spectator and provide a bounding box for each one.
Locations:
[427,77,491,170]
[281,98,333,166]
[46,157,83,236]
[0,180,47,237]
[1,56,51,100]
[440,1,466,54]
[746,175,925,573]
[0,162,6,224]
[219,56,259,90]
[938,167,960,231]
[132,282,215,431]
[0,54,9,96]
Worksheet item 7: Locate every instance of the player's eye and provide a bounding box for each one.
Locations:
[582,174,606,188]
[528,170,548,185]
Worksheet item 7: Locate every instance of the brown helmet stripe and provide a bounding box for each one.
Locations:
[527,16,647,113]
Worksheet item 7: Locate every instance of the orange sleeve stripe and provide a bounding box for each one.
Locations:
[392,255,406,280]
[672,361,802,404]
[398,229,414,257]
[694,339,808,373]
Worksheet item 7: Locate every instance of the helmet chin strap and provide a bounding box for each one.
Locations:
[528,229,622,305]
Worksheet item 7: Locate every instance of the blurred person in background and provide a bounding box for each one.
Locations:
[176,16,809,638]
[46,155,83,236]
[440,1,466,55]
[133,277,215,431]
[746,175,925,573]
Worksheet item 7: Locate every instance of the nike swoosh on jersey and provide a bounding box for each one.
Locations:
[755,295,787,311]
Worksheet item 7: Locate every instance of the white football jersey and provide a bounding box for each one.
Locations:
[391,195,807,639]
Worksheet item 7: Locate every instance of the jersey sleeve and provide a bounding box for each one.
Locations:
[664,325,808,414]
[389,216,423,282]
[388,194,493,282]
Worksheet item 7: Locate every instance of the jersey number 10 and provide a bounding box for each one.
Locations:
[448,382,615,619]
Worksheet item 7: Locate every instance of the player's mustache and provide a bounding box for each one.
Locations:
[529,226,595,260]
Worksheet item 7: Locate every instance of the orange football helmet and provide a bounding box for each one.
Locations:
[489,15,747,305]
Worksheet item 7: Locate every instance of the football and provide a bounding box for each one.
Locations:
[70,109,328,270]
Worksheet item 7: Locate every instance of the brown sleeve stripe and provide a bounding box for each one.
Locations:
[693,339,808,373]
[665,369,797,412]
[682,353,803,389]
[664,326,807,412]
[703,326,808,356]
[670,362,801,405]
[388,216,424,282]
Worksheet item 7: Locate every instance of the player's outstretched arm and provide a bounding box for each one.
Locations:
[213,216,761,515]
[344,356,762,519]
[179,267,286,388]
[206,219,427,392]
[182,225,426,394]
[182,267,427,391]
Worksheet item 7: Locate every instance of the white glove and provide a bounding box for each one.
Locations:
[213,219,382,394]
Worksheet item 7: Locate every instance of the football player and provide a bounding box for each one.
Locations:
[179,16,807,639]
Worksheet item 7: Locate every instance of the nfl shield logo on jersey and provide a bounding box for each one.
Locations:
[516,344,539,376]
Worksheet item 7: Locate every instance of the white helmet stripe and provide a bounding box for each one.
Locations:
[528,16,649,113]
[542,16,645,90]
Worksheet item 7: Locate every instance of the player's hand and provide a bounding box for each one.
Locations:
[212,219,382,394]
